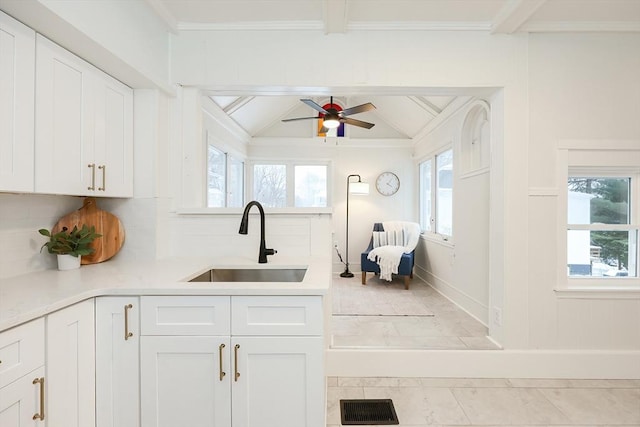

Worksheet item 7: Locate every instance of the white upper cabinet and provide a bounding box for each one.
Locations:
[35,35,133,197]
[0,11,35,192]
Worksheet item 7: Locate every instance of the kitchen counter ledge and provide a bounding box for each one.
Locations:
[0,256,330,332]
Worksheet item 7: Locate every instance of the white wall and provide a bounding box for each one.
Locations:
[413,101,492,326]
[526,33,640,350]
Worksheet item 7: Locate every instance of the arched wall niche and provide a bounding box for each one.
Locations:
[460,100,491,174]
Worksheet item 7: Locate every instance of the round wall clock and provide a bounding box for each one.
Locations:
[375,172,400,196]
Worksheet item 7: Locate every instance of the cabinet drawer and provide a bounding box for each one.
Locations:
[231,296,322,336]
[0,318,44,388]
[140,296,231,336]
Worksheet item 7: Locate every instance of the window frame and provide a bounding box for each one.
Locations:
[418,146,454,243]
[248,159,331,208]
[565,166,640,287]
[205,132,245,208]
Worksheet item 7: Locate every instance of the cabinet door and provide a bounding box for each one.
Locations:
[141,336,231,427]
[95,297,139,427]
[0,11,35,192]
[93,73,133,197]
[0,318,44,389]
[35,34,94,196]
[231,336,324,427]
[46,299,96,427]
[0,366,44,427]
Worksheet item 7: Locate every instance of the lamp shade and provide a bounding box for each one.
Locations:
[350,182,369,195]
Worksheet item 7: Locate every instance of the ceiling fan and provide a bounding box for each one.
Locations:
[282,96,376,132]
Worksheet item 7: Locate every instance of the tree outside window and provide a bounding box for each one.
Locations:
[253,163,328,208]
[567,176,637,278]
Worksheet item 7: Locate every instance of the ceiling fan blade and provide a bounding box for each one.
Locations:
[341,102,376,116]
[300,99,328,114]
[281,116,320,122]
[342,117,375,129]
[319,126,329,134]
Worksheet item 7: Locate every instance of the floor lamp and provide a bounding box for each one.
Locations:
[340,174,369,278]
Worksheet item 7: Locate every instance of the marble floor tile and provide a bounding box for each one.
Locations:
[326,377,639,427]
[539,387,640,424]
[452,387,572,425]
[419,378,511,388]
[363,386,470,425]
[331,274,497,350]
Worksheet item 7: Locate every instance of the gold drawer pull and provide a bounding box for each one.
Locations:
[234,344,240,382]
[32,377,45,420]
[219,343,226,381]
[98,165,106,191]
[87,163,96,190]
[124,304,133,340]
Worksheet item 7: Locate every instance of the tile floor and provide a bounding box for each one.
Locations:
[331,274,499,350]
[326,377,640,426]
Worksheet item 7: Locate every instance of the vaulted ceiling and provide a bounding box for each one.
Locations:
[145,0,640,139]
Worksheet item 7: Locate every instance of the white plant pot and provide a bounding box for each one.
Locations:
[57,254,81,271]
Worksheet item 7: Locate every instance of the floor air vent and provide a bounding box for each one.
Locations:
[340,399,399,425]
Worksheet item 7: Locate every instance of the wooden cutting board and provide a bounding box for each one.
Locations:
[52,197,125,265]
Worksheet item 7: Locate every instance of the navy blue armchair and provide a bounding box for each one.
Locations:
[360,223,415,289]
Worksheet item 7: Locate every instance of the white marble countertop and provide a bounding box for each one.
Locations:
[0,256,331,332]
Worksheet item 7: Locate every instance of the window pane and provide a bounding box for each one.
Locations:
[253,164,286,207]
[419,160,432,231]
[294,165,327,207]
[436,149,453,236]
[207,145,226,208]
[567,230,637,277]
[228,156,244,208]
[568,177,630,225]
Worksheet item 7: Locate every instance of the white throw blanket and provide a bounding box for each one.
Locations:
[367,245,406,281]
[367,221,421,281]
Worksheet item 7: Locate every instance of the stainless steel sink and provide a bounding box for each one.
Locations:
[187,268,307,283]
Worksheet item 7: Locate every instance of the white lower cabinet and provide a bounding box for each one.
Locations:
[139,295,324,427]
[141,336,231,427]
[95,297,140,427]
[46,299,96,427]
[0,318,45,426]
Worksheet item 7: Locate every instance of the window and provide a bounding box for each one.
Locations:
[419,160,432,232]
[567,174,638,278]
[207,140,244,208]
[294,165,327,207]
[252,162,329,208]
[419,148,453,238]
[253,164,286,207]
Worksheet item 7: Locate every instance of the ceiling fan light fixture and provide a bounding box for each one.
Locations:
[323,114,340,129]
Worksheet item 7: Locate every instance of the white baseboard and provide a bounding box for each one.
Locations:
[326,348,640,379]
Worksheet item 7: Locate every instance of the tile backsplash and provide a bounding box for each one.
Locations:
[0,194,162,279]
[0,193,85,278]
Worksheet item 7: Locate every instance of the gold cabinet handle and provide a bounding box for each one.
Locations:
[219,343,226,381]
[234,344,240,382]
[87,163,96,190]
[98,165,106,191]
[124,304,133,340]
[32,377,45,420]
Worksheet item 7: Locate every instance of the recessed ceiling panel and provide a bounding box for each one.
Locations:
[531,0,640,22]
[347,0,505,22]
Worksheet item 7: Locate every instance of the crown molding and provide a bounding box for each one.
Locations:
[521,21,640,33]
[347,21,493,32]
[176,20,494,32]
[177,21,323,31]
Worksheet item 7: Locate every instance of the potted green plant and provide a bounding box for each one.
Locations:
[39,225,102,270]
